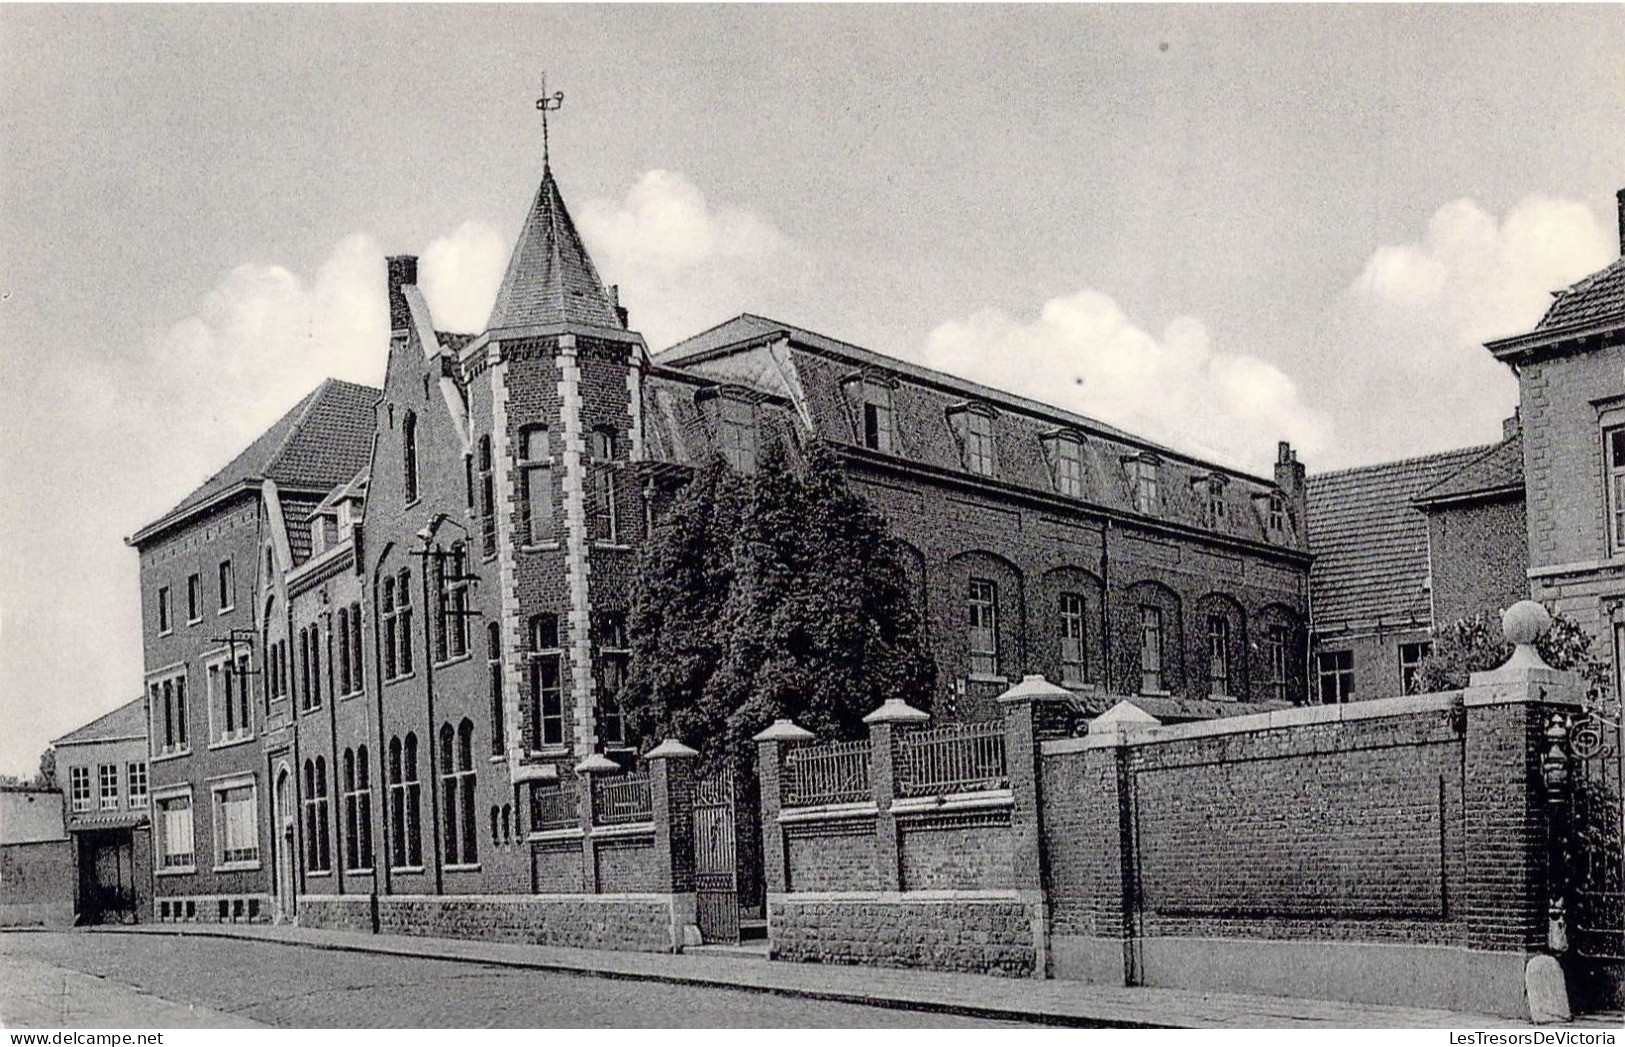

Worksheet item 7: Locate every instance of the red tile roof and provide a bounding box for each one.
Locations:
[1306,445,1496,631]
[131,379,379,546]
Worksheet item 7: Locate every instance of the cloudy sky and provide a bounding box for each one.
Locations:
[2,6,1623,776]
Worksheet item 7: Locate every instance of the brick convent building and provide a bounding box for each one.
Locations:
[129,154,1315,922]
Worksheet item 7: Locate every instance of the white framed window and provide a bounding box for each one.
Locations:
[207,653,253,745]
[1058,592,1087,685]
[1201,476,1228,528]
[212,777,259,869]
[1607,426,1625,553]
[949,407,996,477]
[342,747,373,872]
[150,671,190,756]
[217,559,235,613]
[967,579,999,677]
[1317,651,1354,704]
[98,764,120,810]
[1128,457,1160,515]
[519,426,554,545]
[127,762,148,809]
[69,766,91,812]
[440,719,478,868]
[302,757,332,873]
[387,734,423,870]
[155,789,196,872]
[1399,641,1432,695]
[596,612,629,746]
[434,544,471,664]
[1206,613,1231,697]
[1140,606,1165,694]
[1051,435,1085,498]
[529,614,565,749]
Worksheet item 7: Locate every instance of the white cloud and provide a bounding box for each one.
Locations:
[578,170,810,349]
[920,290,1331,474]
[418,220,509,333]
[1319,195,1613,467]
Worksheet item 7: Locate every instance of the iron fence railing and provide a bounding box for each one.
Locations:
[528,782,578,831]
[783,739,871,807]
[593,770,653,826]
[894,721,1007,798]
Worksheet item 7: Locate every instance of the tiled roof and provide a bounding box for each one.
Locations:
[486,167,623,334]
[1414,433,1524,506]
[1537,258,1625,331]
[133,379,380,545]
[52,696,146,747]
[1306,445,1496,631]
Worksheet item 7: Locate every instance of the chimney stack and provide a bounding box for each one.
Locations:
[1617,187,1625,258]
[1274,440,1307,525]
[608,283,629,329]
[387,255,419,334]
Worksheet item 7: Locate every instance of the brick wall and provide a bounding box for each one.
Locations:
[771,897,1034,975]
[1428,497,1530,626]
[0,840,73,926]
[301,893,676,952]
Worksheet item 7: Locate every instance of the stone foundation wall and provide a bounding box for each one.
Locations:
[300,892,677,952]
[769,895,1034,976]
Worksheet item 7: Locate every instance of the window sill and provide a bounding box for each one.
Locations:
[434,653,474,671]
[520,542,562,554]
[344,867,375,876]
[130,803,149,811]
[445,863,482,873]
[390,865,426,875]
[525,746,570,760]
[158,629,174,638]
[592,542,633,552]
[218,606,235,616]
[338,690,366,702]
[966,673,1008,685]
[98,805,120,813]
[489,754,507,763]
[1139,688,1172,698]
[187,616,203,627]
[152,748,193,763]
[384,672,417,686]
[71,805,92,815]
[305,869,333,878]
[208,734,256,751]
[157,865,197,877]
[213,860,262,873]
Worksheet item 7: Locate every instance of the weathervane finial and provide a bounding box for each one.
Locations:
[536,74,565,169]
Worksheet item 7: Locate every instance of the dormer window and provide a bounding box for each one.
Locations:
[1268,492,1286,533]
[843,374,896,453]
[1125,454,1160,514]
[718,398,757,474]
[947,404,997,477]
[1041,431,1086,498]
[1196,473,1228,528]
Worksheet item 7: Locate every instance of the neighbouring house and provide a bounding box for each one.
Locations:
[52,696,153,924]
[0,783,71,927]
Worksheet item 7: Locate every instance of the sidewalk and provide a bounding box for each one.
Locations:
[95,922,1553,1029]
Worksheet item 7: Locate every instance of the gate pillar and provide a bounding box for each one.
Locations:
[646,739,700,951]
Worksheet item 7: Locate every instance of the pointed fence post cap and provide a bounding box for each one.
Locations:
[863,698,931,725]
[644,738,699,760]
[574,753,622,775]
[752,719,815,743]
[1091,700,1161,727]
[997,674,1073,704]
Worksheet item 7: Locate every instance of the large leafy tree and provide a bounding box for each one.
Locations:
[623,440,936,768]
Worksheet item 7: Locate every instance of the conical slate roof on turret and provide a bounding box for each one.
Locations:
[486,165,623,333]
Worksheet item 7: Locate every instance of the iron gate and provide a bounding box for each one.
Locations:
[694,768,739,944]
[1568,694,1624,966]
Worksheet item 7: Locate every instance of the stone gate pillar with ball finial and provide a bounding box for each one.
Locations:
[1461,600,1584,1022]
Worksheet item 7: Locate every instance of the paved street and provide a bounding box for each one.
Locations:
[0,930,1022,1028]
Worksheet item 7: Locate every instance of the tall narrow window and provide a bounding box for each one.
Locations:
[186,574,201,623]
[718,399,758,474]
[402,410,419,503]
[1268,493,1286,534]
[520,427,553,545]
[403,733,422,867]
[435,544,470,662]
[967,579,999,677]
[382,577,398,679]
[127,762,148,809]
[439,723,459,866]
[479,435,496,559]
[99,764,120,809]
[349,603,364,692]
[529,614,564,748]
[70,766,91,812]
[589,428,619,543]
[597,612,629,746]
[343,749,360,871]
[863,386,894,453]
[1317,651,1354,704]
[338,606,352,696]
[174,677,188,747]
[1263,622,1288,703]
[1206,479,1227,528]
[1608,427,1625,552]
[157,586,172,634]
[158,794,194,869]
[456,720,477,865]
[354,746,372,870]
[397,570,414,676]
[1130,458,1160,514]
[216,783,258,866]
[388,738,407,869]
[488,622,505,756]
[1058,593,1087,685]
[218,559,235,612]
[298,628,311,710]
[302,758,331,873]
[1053,437,1084,497]
[951,409,996,476]
[1140,606,1165,693]
[1207,613,1231,697]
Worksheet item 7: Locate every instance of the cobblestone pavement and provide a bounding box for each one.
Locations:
[0,931,1023,1028]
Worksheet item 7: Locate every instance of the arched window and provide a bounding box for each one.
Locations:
[440,720,477,866]
[387,737,406,869]
[439,722,458,865]
[402,410,419,503]
[500,803,512,844]
[382,577,398,679]
[355,746,372,869]
[302,758,331,873]
[342,749,358,871]
[396,570,414,676]
[529,614,564,748]
[487,622,505,756]
[456,720,476,864]
[400,733,422,867]
[434,542,470,663]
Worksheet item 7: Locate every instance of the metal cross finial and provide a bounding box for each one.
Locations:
[536,74,565,169]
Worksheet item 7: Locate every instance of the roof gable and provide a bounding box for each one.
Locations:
[1537,258,1625,332]
[53,696,147,746]
[1415,434,1524,506]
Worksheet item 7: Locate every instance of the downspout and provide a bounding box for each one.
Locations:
[1100,519,1113,695]
[420,553,444,896]
[368,546,392,900]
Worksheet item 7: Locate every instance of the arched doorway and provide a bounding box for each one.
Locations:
[273,764,296,922]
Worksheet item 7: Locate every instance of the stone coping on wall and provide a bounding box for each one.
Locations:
[771,889,1024,904]
[589,822,656,839]
[1042,691,1466,755]
[778,801,879,824]
[890,789,1013,816]
[303,891,678,904]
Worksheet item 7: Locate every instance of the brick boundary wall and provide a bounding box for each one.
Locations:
[0,840,74,927]
[299,892,680,952]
